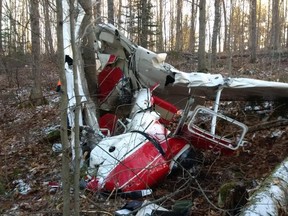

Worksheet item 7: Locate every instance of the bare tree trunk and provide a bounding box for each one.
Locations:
[140,0,148,48]
[175,0,183,51]
[0,0,2,53]
[169,0,175,50]
[249,0,257,63]
[56,0,70,215]
[79,0,98,107]
[271,0,280,50]
[117,0,122,26]
[8,0,17,54]
[211,0,220,68]
[265,0,271,48]
[280,1,285,47]
[240,1,245,55]
[156,0,164,52]
[0,0,5,75]
[23,0,30,53]
[188,0,197,54]
[43,0,54,55]
[93,0,101,24]
[19,1,26,52]
[257,0,261,48]
[222,0,228,52]
[107,0,114,24]
[69,0,81,215]
[227,0,233,74]
[197,0,207,71]
[282,1,288,47]
[163,0,167,50]
[29,0,45,105]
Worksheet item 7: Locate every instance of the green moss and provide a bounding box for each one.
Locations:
[17,101,34,109]
[41,129,61,143]
[12,168,21,178]
[0,178,6,195]
[47,130,61,141]
[18,97,48,109]
[218,182,238,208]
[218,181,248,215]
[29,96,48,106]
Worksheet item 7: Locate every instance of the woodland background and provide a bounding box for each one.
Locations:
[1,0,288,215]
[1,0,288,70]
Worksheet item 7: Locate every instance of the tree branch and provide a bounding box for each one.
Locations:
[247,119,288,133]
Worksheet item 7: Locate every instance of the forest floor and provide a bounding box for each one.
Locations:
[0,54,288,215]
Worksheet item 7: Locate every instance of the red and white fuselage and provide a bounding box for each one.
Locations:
[88,89,189,192]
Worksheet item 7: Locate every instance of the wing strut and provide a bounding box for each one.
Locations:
[211,87,223,135]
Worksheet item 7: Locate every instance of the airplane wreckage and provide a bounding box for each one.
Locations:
[62,21,288,214]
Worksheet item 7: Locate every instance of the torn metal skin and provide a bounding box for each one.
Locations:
[64,22,288,195]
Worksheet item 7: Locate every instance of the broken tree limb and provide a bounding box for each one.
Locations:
[240,157,288,215]
[247,119,288,133]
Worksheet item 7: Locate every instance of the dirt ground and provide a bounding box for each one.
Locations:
[0,55,288,215]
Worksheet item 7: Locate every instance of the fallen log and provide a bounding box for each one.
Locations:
[247,119,288,133]
[240,157,288,215]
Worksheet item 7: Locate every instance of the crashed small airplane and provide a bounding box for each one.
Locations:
[63,22,288,195]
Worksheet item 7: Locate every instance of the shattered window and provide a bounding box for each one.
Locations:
[188,106,247,150]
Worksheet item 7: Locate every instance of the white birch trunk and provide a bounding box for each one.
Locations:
[240,157,288,216]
